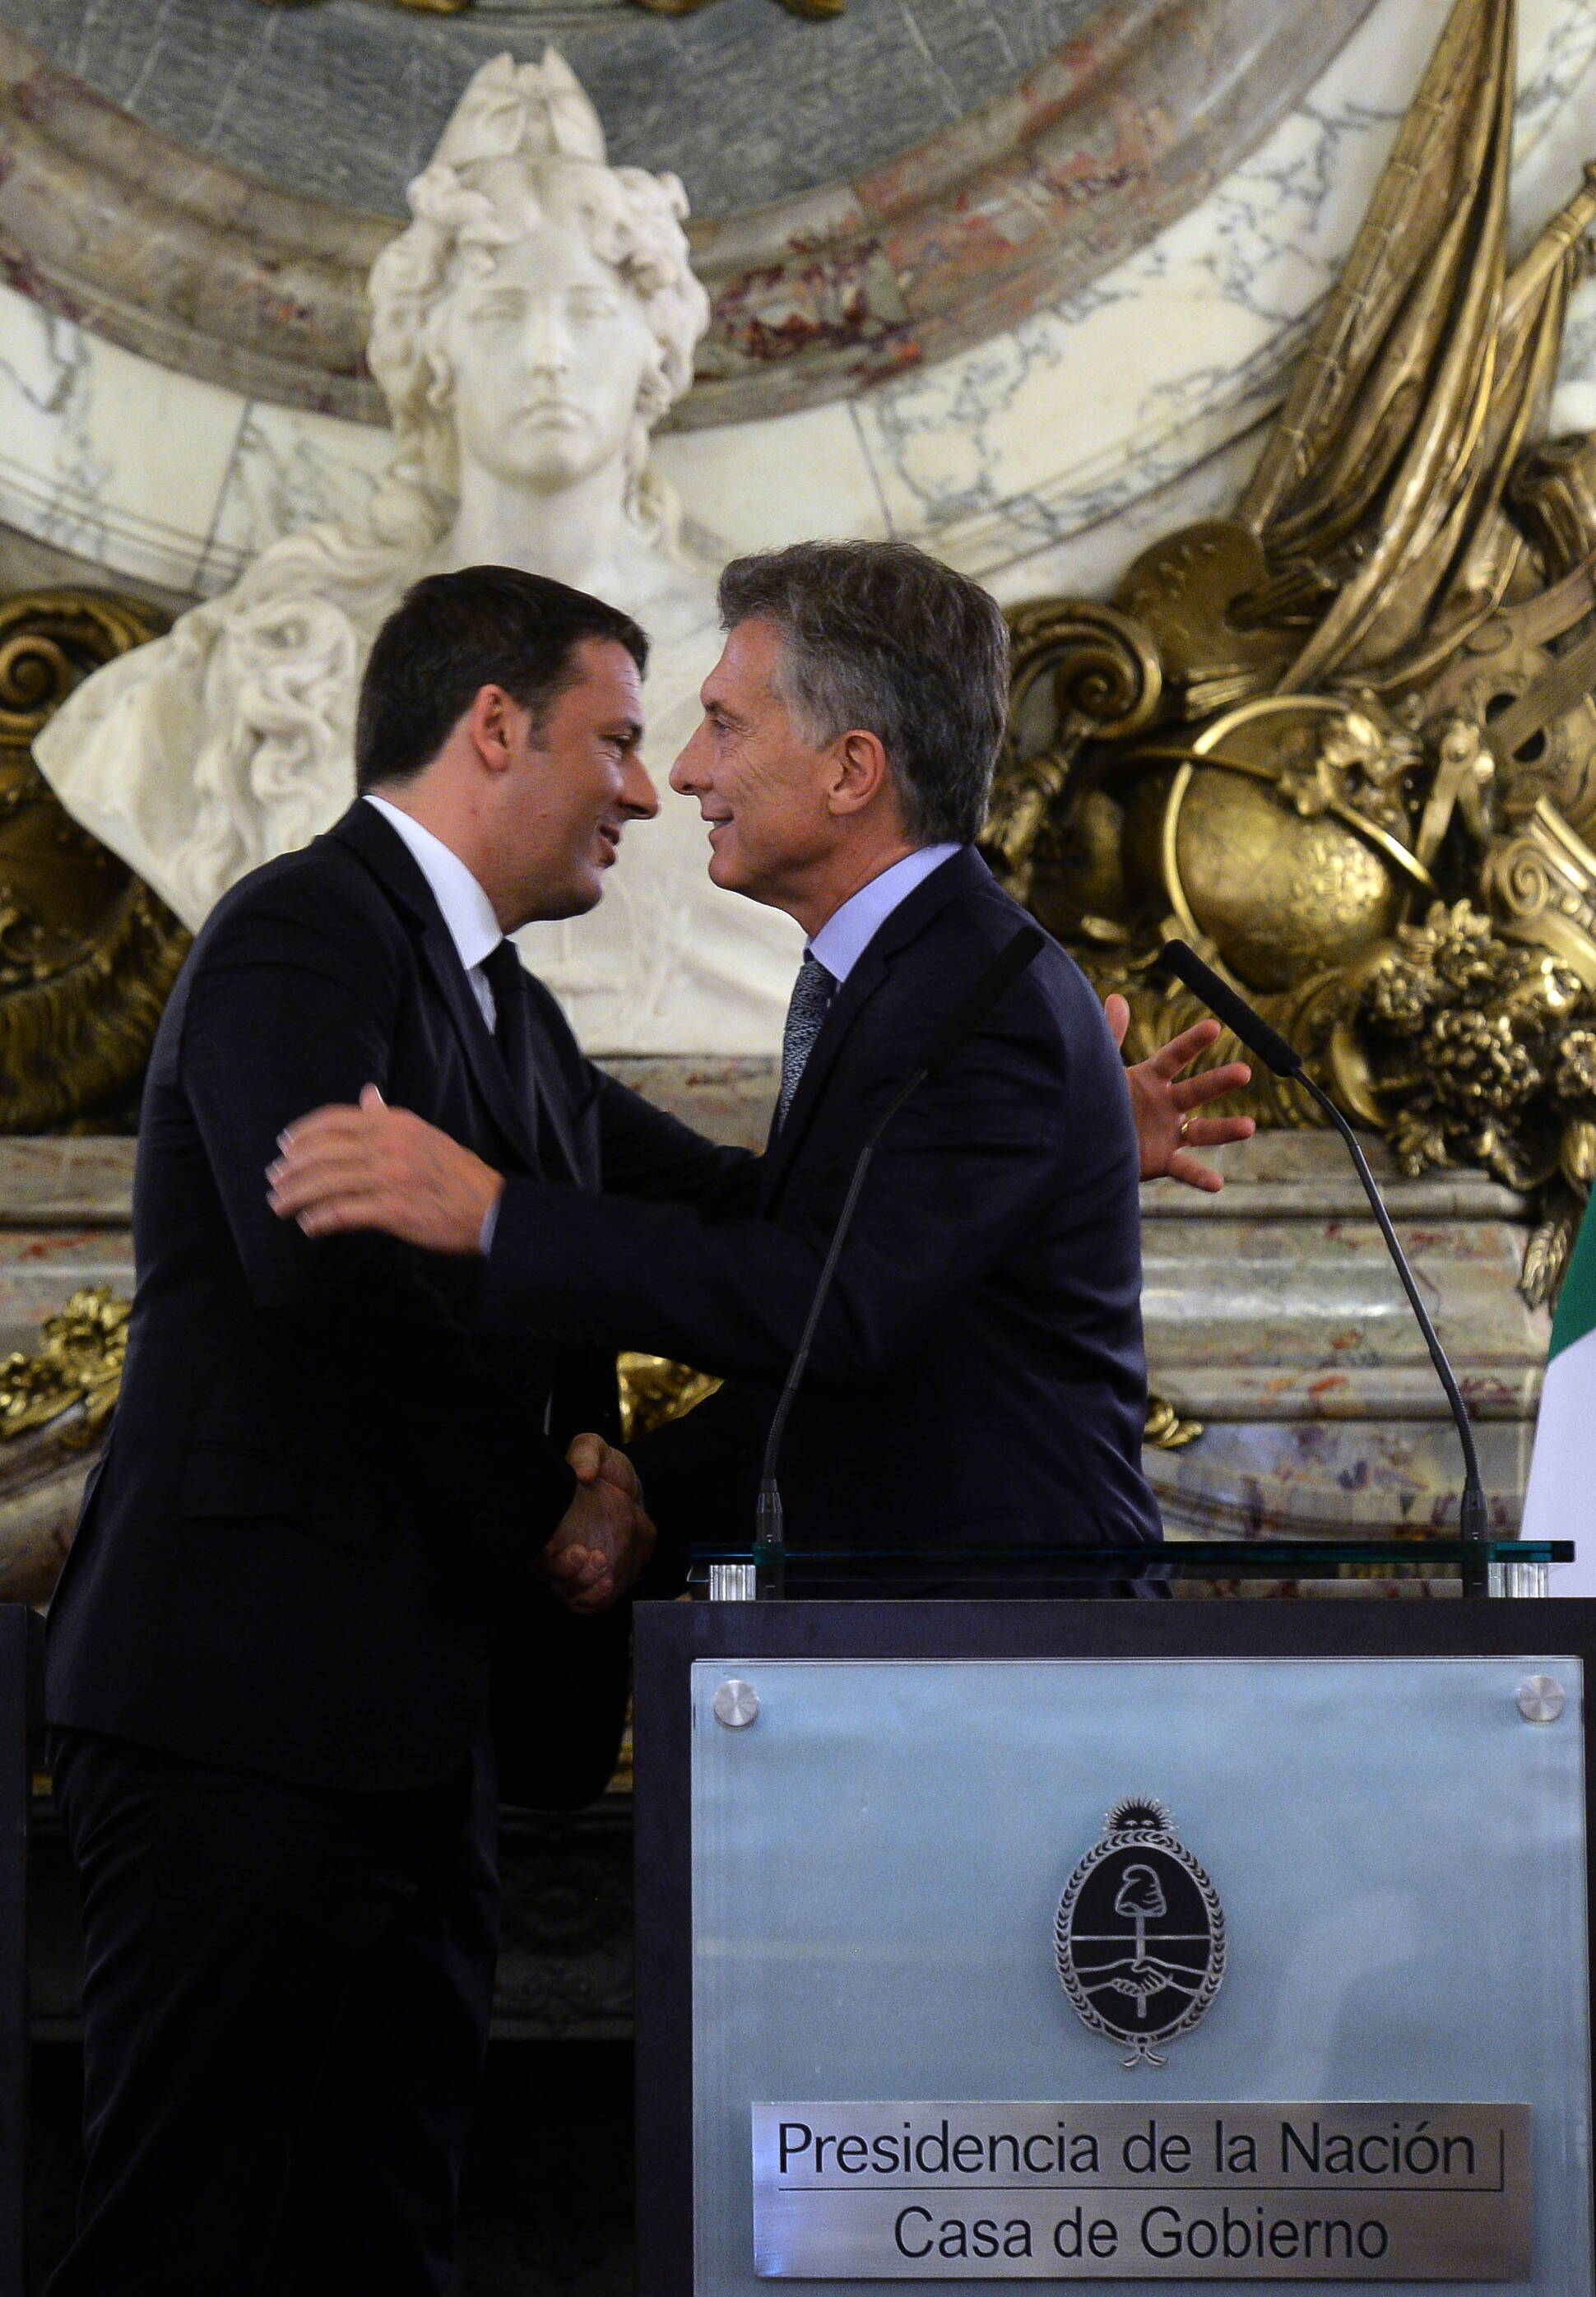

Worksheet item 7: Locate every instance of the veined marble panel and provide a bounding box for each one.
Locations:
[0,1126,1546,1575]
[0,0,1110,223]
[1140,1135,1547,1538]
[0,0,1591,602]
[1148,1421,1534,1538]
[0,0,1381,427]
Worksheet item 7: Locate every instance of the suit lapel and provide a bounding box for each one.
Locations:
[496,965,585,1186]
[330,804,543,1174]
[760,846,982,1201]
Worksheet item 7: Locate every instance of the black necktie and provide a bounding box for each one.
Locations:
[777,953,835,1128]
[481,938,540,1150]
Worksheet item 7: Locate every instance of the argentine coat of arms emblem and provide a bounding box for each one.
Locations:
[1054,1798,1226,2067]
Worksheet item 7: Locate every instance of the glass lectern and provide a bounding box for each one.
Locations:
[635,1567,1596,2295]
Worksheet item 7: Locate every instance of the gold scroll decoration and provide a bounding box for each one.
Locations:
[0,1285,128,1443]
[981,0,1596,1302]
[0,591,191,1132]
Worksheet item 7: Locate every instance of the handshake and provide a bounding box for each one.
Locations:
[541,1432,656,1614]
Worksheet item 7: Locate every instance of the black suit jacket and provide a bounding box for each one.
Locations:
[45,802,741,1796]
[477,847,1162,1555]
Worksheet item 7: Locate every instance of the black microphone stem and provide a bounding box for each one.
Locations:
[1157,939,1488,1579]
[1294,1072,1487,1543]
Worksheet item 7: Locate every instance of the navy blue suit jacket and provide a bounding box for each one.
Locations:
[479,847,1162,1555]
[45,801,743,1794]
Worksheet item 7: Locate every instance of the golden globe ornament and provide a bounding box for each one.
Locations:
[1122,696,1434,995]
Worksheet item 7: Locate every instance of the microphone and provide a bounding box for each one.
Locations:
[752,924,1045,1583]
[1158,939,1304,1080]
[1156,940,1488,1557]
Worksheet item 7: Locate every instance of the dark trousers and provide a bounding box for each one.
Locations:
[46,1726,499,2297]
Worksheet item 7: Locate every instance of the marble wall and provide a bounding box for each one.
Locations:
[3,0,1108,220]
[1,0,1593,612]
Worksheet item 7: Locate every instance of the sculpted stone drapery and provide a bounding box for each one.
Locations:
[32,49,803,1055]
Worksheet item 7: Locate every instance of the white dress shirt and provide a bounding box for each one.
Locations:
[364,795,514,1252]
[806,843,962,985]
[364,795,503,1030]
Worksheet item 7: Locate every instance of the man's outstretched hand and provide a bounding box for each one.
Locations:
[1108,994,1255,1194]
[538,1433,656,1614]
[267,1000,1257,1246]
[267,1085,502,1252]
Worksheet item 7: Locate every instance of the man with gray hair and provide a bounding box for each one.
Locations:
[271,540,1250,1562]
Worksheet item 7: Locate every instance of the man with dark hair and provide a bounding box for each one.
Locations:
[271,541,1250,1562]
[43,564,753,2295]
[352,564,648,791]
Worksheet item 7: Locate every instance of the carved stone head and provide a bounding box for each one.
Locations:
[364,49,710,547]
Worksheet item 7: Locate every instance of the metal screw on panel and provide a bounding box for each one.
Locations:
[1516,1675,1566,1724]
[713,1679,760,1729]
[712,1672,762,1727]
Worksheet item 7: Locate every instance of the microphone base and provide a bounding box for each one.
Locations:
[707,1562,759,1603]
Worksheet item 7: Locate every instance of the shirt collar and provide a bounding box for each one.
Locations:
[807,844,962,984]
[364,795,503,977]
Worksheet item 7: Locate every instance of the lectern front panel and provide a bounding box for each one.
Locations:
[686,1653,1589,2292]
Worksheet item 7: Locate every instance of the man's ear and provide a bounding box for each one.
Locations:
[465,684,527,779]
[826,728,894,818]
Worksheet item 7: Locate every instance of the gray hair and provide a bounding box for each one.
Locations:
[717,541,1009,845]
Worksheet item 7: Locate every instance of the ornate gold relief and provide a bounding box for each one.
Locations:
[0,1286,128,1443]
[617,1353,721,1443]
[0,592,190,1132]
[1144,1394,1203,1452]
[983,0,1596,1302]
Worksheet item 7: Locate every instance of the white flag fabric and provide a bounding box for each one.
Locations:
[1523,1193,1596,1594]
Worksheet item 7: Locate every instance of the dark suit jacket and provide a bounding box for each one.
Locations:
[45,801,742,1797]
[477,847,1162,1556]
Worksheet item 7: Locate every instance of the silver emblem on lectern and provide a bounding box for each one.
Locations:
[1054,1797,1226,2067]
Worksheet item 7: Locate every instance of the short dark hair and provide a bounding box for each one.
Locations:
[716,540,1009,844]
[355,564,648,791]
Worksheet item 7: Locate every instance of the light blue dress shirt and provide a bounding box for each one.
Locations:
[805,843,962,985]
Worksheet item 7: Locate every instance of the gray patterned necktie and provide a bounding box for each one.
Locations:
[777,953,835,1127]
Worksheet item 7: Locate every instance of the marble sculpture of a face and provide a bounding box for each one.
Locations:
[440,169,660,498]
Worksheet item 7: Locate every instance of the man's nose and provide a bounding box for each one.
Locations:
[670,725,710,795]
[622,756,660,820]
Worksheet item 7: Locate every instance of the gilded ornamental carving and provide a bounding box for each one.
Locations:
[0,593,188,1134]
[982,0,1596,1306]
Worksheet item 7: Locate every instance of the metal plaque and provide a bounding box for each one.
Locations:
[752,2102,1531,2280]
[692,1657,1589,2296]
